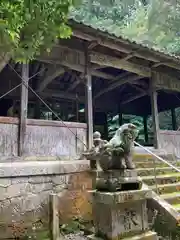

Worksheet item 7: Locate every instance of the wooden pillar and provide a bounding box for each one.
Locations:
[84,47,93,149]
[149,73,159,149]
[52,101,56,120]
[75,95,79,122]
[118,113,123,126]
[143,115,149,143]
[104,113,108,140]
[84,45,94,168]
[49,193,61,240]
[18,63,29,156]
[34,79,41,119]
[34,100,41,119]
[118,103,123,126]
[171,108,177,130]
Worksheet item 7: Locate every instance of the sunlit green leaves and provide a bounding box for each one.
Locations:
[0,0,76,62]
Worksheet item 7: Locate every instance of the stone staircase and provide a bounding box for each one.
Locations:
[134,153,180,213]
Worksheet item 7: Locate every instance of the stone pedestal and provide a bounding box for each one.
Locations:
[95,170,142,192]
[89,189,158,240]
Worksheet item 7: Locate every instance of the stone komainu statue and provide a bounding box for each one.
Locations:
[100,123,138,170]
[85,123,138,171]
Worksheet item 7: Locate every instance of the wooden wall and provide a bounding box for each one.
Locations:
[159,130,180,157]
[0,117,87,157]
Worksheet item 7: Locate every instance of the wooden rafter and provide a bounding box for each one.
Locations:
[72,27,180,71]
[37,67,65,92]
[40,59,114,80]
[128,82,147,93]
[91,52,150,77]
[94,74,144,100]
[67,75,81,92]
[121,92,146,105]
[40,45,150,78]
[41,90,85,102]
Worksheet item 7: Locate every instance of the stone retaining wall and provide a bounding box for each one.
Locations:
[0,160,92,239]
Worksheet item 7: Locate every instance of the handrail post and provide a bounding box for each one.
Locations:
[49,193,61,240]
[153,158,159,195]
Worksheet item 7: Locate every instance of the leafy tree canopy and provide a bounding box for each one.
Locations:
[71,0,180,55]
[0,0,79,63]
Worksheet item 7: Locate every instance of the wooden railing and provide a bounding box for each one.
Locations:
[0,117,87,157]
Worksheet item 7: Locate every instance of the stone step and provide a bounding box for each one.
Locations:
[150,182,180,195]
[134,150,174,158]
[173,204,180,212]
[161,192,180,205]
[0,155,74,162]
[134,154,180,160]
[88,231,158,240]
[137,167,179,176]
[141,173,180,185]
[135,161,180,168]
[121,231,158,240]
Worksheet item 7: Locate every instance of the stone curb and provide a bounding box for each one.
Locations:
[0,160,90,177]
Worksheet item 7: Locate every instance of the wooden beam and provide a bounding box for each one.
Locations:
[91,52,150,77]
[150,73,160,149]
[41,90,85,102]
[113,71,130,81]
[40,45,151,77]
[143,115,149,143]
[121,92,146,105]
[92,65,108,70]
[18,63,29,156]
[39,57,114,80]
[88,40,98,50]
[123,52,136,61]
[67,66,104,92]
[72,29,131,53]
[171,108,177,130]
[66,74,81,92]
[37,67,65,92]
[72,28,180,71]
[94,74,144,100]
[128,83,147,93]
[152,61,180,71]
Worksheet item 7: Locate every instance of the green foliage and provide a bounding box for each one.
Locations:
[0,0,79,62]
[107,109,178,145]
[1,0,180,62]
[71,0,180,54]
[122,0,180,53]
[60,217,94,235]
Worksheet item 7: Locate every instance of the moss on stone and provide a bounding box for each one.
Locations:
[152,211,180,240]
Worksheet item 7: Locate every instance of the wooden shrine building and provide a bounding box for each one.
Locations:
[0,19,180,157]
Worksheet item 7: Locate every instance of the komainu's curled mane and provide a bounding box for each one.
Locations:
[99,123,139,171]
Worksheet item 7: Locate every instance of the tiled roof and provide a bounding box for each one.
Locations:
[69,17,180,61]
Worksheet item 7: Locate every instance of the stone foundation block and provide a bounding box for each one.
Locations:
[91,189,153,239]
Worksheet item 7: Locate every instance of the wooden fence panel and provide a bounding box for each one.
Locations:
[159,130,180,157]
[0,117,87,157]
